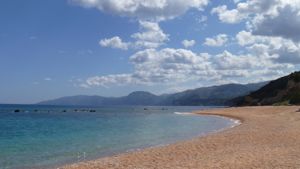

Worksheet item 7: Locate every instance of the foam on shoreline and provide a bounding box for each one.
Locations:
[174,112,194,115]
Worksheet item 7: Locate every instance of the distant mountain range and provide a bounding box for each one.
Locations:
[37,82,267,106]
[236,71,300,106]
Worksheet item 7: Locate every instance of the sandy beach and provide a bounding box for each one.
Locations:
[63,106,300,169]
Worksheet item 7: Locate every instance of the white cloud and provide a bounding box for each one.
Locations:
[85,74,137,87]
[212,0,300,67]
[72,0,300,90]
[213,51,259,70]
[235,30,300,64]
[211,0,275,24]
[212,0,300,43]
[211,5,244,24]
[211,50,293,82]
[80,47,294,88]
[236,31,255,46]
[252,5,300,42]
[99,36,129,50]
[81,48,213,87]
[204,34,228,47]
[71,0,207,52]
[128,48,212,84]
[70,0,209,22]
[132,21,169,48]
[100,21,168,50]
[182,40,196,48]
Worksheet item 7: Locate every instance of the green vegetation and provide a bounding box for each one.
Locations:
[290,72,300,82]
[237,71,300,106]
[272,100,290,106]
[289,91,300,104]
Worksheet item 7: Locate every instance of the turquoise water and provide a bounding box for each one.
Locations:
[0,105,235,169]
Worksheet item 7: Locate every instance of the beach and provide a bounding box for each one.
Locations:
[63,106,300,169]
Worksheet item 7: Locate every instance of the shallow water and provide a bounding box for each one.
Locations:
[0,105,234,169]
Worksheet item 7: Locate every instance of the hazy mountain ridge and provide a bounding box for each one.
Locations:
[38,82,267,106]
[163,83,264,106]
[236,72,300,106]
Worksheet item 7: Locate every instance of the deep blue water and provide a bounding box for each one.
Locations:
[0,105,235,169]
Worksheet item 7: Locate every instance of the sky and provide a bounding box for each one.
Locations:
[1,0,300,104]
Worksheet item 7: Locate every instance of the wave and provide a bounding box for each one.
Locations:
[231,119,241,125]
[174,112,193,115]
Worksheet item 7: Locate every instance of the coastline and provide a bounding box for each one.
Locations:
[63,106,300,169]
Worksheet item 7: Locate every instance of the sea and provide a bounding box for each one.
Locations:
[0,104,237,169]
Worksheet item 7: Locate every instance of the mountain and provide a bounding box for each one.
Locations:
[236,71,300,106]
[38,91,161,106]
[37,95,107,106]
[161,82,268,106]
[107,91,161,106]
[37,82,267,106]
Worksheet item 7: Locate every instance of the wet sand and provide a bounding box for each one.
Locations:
[63,106,300,169]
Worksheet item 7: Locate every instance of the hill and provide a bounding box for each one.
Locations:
[37,91,161,106]
[236,72,300,106]
[38,82,267,106]
[160,83,267,106]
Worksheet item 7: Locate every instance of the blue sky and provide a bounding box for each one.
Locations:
[1,0,300,104]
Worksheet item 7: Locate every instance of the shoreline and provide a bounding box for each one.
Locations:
[57,110,238,169]
[192,112,242,126]
[63,106,300,169]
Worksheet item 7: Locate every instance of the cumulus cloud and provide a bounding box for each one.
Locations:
[212,0,300,68]
[204,34,228,47]
[132,21,169,48]
[71,0,209,53]
[71,0,300,89]
[73,0,208,52]
[236,31,255,46]
[235,30,300,64]
[213,51,256,70]
[81,48,212,87]
[70,0,209,22]
[211,50,293,81]
[100,21,168,50]
[80,47,294,88]
[212,0,300,43]
[99,36,129,50]
[182,40,196,48]
[252,5,300,42]
[211,5,244,24]
[211,0,275,24]
[85,74,136,87]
